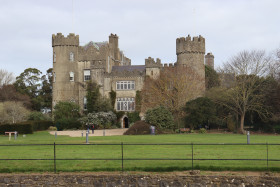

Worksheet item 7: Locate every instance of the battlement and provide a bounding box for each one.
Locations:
[163,63,175,68]
[52,33,79,47]
[145,57,162,68]
[176,35,205,55]
[109,33,118,38]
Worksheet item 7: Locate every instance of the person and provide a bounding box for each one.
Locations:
[92,124,94,134]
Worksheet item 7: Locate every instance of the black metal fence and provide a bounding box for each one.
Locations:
[0,143,279,173]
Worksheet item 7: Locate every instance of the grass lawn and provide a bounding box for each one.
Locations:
[0,131,279,173]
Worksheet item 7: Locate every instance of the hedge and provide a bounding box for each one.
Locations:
[0,122,33,134]
[0,120,54,135]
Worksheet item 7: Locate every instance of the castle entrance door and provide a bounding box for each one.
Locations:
[123,117,129,128]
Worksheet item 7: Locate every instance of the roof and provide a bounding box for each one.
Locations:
[111,65,146,72]
[83,41,108,50]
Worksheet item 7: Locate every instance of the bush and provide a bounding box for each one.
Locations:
[145,106,174,129]
[31,120,53,131]
[127,111,141,124]
[124,121,163,135]
[53,101,80,121]
[28,111,51,121]
[0,122,33,134]
[55,118,81,131]
[48,126,57,131]
[198,128,207,134]
[227,115,236,132]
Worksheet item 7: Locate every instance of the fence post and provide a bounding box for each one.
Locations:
[191,142,193,171]
[54,142,56,173]
[121,142,124,172]
[266,142,268,171]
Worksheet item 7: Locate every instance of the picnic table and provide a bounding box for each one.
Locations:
[5,131,17,141]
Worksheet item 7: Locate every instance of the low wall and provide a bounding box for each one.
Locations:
[0,172,279,186]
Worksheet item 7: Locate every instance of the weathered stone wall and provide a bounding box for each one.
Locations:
[0,173,279,187]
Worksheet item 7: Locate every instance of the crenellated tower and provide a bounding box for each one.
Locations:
[176,34,206,95]
[145,57,162,79]
[52,33,80,109]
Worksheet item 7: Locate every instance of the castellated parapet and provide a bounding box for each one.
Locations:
[176,35,205,55]
[52,33,79,47]
[145,57,162,67]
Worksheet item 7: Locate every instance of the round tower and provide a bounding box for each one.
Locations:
[205,52,214,69]
[176,34,206,95]
[52,33,79,109]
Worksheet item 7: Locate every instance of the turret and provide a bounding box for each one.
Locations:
[205,52,214,69]
[52,33,79,47]
[176,35,205,56]
[175,34,206,95]
[145,57,162,79]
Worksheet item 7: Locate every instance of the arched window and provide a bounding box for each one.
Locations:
[69,72,74,81]
[70,52,74,62]
[53,52,56,63]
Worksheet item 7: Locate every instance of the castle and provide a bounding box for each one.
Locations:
[52,33,214,127]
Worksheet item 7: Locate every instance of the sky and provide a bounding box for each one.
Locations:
[0,0,280,77]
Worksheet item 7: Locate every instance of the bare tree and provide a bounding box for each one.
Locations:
[0,101,30,124]
[0,69,14,87]
[209,50,271,133]
[141,66,205,124]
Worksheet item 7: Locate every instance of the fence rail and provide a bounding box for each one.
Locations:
[0,143,279,173]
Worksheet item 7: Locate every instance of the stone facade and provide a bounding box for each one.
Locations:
[52,33,212,124]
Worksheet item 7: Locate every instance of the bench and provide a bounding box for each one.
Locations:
[5,131,17,141]
[179,128,190,133]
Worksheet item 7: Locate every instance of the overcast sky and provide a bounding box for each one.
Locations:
[1,0,280,77]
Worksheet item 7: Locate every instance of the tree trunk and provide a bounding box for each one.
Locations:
[239,113,245,134]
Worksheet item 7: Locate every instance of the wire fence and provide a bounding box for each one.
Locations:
[0,143,280,173]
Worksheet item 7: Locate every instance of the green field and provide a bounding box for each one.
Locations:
[0,131,279,173]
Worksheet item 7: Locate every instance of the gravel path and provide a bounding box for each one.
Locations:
[49,129,128,137]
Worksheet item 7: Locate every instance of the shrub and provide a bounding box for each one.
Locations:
[124,121,163,135]
[198,128,207,134]
[227,115,236,132]
[145,106,174,129]
[0,122,33,134]
[31,120,53,131]
[79,111,117,129]
[48,126,57,131]
[127,111,141,124]
[53,101,80,121]
[28,111,50,121]
[55,118,81,130]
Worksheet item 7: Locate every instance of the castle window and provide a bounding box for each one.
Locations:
[151,71,153,76]
[117,98,135,111]
[53,52,56,63]
[83,97,87,110]
[70,72,74,81]
[70,52,74,62]
[84,70,91,81]
[116,81,135,90]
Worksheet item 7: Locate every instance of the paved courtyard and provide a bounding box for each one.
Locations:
[49,129,127,137]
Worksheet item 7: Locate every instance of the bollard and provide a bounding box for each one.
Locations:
[247,131,250,144]
[86,131,89,144]
[82,131,83,137]
[14,131,17,140]
[55,131,57,139]
[103,129,105,136]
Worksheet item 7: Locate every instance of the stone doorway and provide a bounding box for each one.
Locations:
[123,117,129,128]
